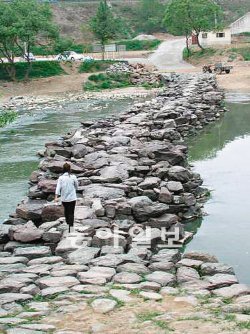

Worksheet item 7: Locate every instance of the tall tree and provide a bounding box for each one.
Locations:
[90,0,118,60]
[164,0,222,50]
[136,0,166,34]
[164,0,192,55]
[0,0,57,81]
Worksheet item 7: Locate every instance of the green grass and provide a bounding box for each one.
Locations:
[237,321,250,329]
[137,311,163,322]
[116,39,161,51]
[79,60,119,73]
[0,110,18,127]
[0,61,65,81]
[83,73,131,91]
[183,47,216,60]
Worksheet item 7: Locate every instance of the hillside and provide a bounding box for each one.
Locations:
[51,0,250,43]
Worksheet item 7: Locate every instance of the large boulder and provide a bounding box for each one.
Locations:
[72,144,88,159]
[168,166,191,182]
[148,213,179,228]
[41,205,64,223]
[16,200,46,223]
[9,221,43,243]
[67,247,100,265]
[128,196,169,222]
[46,161,83,174]
[37,180,57,194]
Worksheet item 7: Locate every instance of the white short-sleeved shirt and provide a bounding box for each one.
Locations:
[55,172,78,202]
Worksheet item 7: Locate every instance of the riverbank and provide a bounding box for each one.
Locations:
[1,74,250,333]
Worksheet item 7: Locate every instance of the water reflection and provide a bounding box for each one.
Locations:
[186,97,250,283]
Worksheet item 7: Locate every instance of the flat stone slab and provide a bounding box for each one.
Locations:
[109,289,134,303]
[117,263,150,275]
[139,291,162,300]
[183,251,218,263]
[40,286,69,297]
[205,274,238,289]
[0,257,29,265]
[145,271,175,286]
[6,329,45,334]
[37,276,79,289]
[90,255,123,268]
[78,267,116,283]
[113,272,142,284]
[139,281,161,292]
[212,284,250,298]
[27,256,63,266]
[67,247,100,265]
[13,246,51,259]
[177,258,203,269]
[91,298,117,314]
[174,296,199,306]
[151,249,181,263]
[200,262,234,276]
[0,293,32,305]
[0,317,24,324]
[19,324,56,331]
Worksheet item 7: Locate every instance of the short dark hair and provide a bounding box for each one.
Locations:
[63,162,71,173]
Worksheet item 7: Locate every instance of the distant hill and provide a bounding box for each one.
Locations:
[51,0,250,42]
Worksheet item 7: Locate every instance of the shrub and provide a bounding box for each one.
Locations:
[79,60,119,73]
[83,72,131,91]
[0,61,65,81]
[0,110,17,127]
[116,39,161,51]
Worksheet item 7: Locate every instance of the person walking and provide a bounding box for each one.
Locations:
[55,162,78,233]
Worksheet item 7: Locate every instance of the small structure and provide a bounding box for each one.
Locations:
[230,12,250,35]
[192,28,231,47]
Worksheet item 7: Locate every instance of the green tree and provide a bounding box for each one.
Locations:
[136,0,166,34]
[0,0,57,81]
[90,0,118,60]
[164,0,192,55]
[164,0,223,50]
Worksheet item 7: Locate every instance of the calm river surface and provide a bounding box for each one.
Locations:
[0,98,138,223]
[186,93,250,284]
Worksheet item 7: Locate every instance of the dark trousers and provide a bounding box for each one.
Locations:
[62,201,76,227]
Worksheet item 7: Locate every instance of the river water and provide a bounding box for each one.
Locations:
[1,93,250,283]
[186,93,250,284]
[0,98,138,223]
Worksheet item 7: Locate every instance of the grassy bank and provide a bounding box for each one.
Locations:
[0,110,17,127]
[0,61,65,81]
[184,45,250,63]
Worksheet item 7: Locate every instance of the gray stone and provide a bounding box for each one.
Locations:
[167,181,183,193]
[139,281,161,291]
[128,196,169,222]
[101,246,124,255]
[139,291,162,300]
[40,286,69,297]
[78,267,116,283]
[19,324,56,331]
[27,256,63,266]
[168,166,191,182]
[109,289,134,303]
[212,284,250,298]
[138,177,161,190]
[177,258,203,269]
[91,298,117,314]
[205,274,238,289]
[0,257,29,265]
[151,249,181,263]
[148,261,175,272]
[113,272,142,284]
[37,276,79,289]
[90,254,123,268]
[200,262,234,276]
[13,246,51,259]
[67,247,100,265]
[0,293,32,305]
[176,267,200,283]
[158,187,173,204]
[148,213,179,228]
[183,251,218,263]
[145,271,176,286]
[117,263,150,275]
[20,284,40,296]
[9,221,43,243]
[6,329,45,334]
[82,184,125,200]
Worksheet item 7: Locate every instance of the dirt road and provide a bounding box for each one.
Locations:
[149,38,194,71]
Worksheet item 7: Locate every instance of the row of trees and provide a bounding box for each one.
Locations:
[0,0,57,80]
[91,0,223,58]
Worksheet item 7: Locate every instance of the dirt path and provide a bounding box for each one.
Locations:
[149,38,194,71]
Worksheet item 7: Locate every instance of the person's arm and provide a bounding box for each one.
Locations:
[55,177,61,202]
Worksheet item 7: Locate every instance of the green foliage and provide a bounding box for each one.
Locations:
[164,0,223,49]
[0,61,65,81]
[237,321,250,329]
[137,311,163,322]
[231,47,250,61]
[0,110,18,127]
[0,0,58,80]
[135,0,166,33]
[90,0,120,58]
[116,39,161,51]
[83,72,131,91]
[79,60,117,73]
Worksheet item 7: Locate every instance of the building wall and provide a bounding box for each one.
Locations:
[230,13,250,35]
[192,29,231,46]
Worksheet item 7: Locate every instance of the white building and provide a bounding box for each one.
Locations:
[230,12,250,35]
[192,28,231,46]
